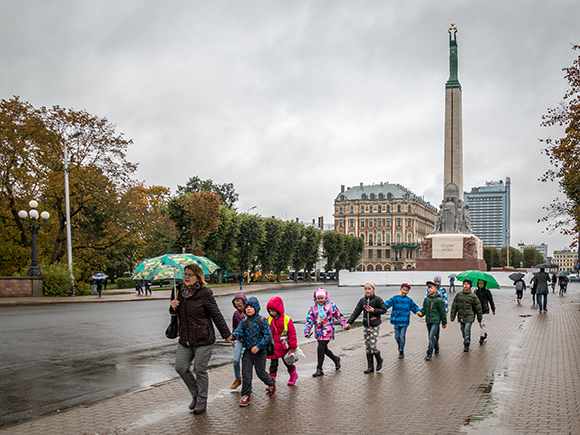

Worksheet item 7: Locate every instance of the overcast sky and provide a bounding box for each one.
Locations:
[1,1,579,256]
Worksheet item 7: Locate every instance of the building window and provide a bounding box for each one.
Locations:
[370,193,376,200]
[369,234,374,246]
[369,205,373,213]
[339,220,344,228]
[378,193,384,199]
[387,193,393,199]
[407,218,411,227]
[407,233,412,243]
[339,206,343,214]
[361,193,368,200]
[386,233,391,244]
[397,204,401,213]
[387,218,391,227]
[386,204,391,213]
[361,219,365,227]
[397,233,402,243]
[397,218,402,227]
[407,249,412,259]
[378,218,382,227]
[350,205,354,213]
[368,249,373,259]
[369,219,374,227]
[349,219,354,228]
[361,234,365,242]
[378,205,382,213]
[377,249,382,258]
[361,205,365,213]
[340,194,345,201]
[377,233,382,245]
[407,204,411,212]
[386,249,390,258]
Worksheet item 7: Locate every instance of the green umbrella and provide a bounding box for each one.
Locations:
[132,253,220,278]
[455,270,500,289]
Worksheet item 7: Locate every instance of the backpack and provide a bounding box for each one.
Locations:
[515,280,524,291]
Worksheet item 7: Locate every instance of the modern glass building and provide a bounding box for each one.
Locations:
[464,178,510,248]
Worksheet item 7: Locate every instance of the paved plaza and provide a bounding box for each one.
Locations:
[1,284,579,435]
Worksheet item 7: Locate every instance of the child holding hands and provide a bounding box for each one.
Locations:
[384,283,422,359]
[266,296,299,386]
[230,292,247,389]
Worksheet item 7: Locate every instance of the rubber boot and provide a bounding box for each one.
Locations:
[374,352,383,371]
[266,373,276,391]
[287,368,298,386]
[364,353,374,374]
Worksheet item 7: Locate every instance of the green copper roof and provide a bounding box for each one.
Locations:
[446,24,461,90]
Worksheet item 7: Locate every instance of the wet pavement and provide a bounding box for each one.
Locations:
[1,283,579,434]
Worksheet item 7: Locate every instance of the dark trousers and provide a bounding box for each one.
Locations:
[241,349,274,396]
[317,340,338,370]
[269,357,295,375]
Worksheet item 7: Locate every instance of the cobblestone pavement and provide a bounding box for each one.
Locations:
[2,285,579,435]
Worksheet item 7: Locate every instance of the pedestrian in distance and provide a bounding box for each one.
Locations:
[424,274,448,351]
[170,264,232,414]
[230,292,247,390]
[558,274,568,296]
[96,279,103,298]
[450,279,483,352]
[383,283,422,359]
[449,276,456,293]
[344,282,387,373]
[266,296,299,386]
[232,297,276,407]
[535,267,550,313]
[474,279,495,345]
[419,281,447,360]
[551,274,557,293]
[514,278,526,305]
[144,279,151,296]
[238,273,244,290]
[530,275,537,305]
[304,288,347,377]
[135,279,143,295]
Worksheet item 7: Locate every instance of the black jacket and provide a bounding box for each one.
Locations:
[347,294,387,328]
[169,283,231,348]
[474,288,496,315]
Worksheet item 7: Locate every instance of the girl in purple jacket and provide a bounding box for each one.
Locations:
[230,292,247,389]
[304,288,347,377]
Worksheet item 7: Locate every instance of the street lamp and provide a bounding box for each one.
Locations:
[247,206,257,213]
[65,132,82,295]
[18,200,50,277]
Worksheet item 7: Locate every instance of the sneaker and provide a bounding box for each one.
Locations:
[425,354,432,361]
[266,382,276,396]
[435,348,440,355]
[230,378,242,389]
[239,395,251,407]
[399,351,404,359]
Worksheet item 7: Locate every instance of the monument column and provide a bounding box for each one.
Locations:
[444,24,463,200]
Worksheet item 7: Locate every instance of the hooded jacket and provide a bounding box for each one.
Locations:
[450,288,483,324]
[169,282,231,348]
[347,293,387,328]
[231,297,272,351]
[231,292,248,332]
[474,287,495,314]
[304,288,347,341]
[266,296,298,359]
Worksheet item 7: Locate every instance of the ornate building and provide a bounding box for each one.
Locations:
[334,183,437,270]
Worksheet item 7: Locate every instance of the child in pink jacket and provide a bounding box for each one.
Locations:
[266,296,299,386]
[304,288,347,377]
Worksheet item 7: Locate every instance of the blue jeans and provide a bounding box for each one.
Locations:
[232,340,243,379]
[460,322,473,345]
[394,325,408,352]
[537,293,547,311]
[426,323,439,356]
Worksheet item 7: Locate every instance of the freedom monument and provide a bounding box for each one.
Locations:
[416,24,486,271]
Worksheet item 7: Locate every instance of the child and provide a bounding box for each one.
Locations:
[450,279,482,352]
[345,282,387,373]
[304,288,347,377]
[474,279,495,345]
[231,297,276,407]
[230,292,247,389]
[266,296,299,386]
[384,283,422,359]
[420,281,447,360]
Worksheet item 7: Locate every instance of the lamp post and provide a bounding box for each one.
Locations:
[64,132,82,295]
[246,205,257,213]
[18,200,50,277]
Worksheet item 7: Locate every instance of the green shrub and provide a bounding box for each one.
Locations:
[116,277,136,289]
[42,263,73,296]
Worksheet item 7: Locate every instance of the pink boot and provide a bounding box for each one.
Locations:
[287,368,298,386]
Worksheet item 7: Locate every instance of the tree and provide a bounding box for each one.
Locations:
[203,206,240,283]
[540,45,580,248]
[499,246,523,268]
[523,247,544,268]
[273,220,301,282]
[237,213,264,277]
[302,226,322,278]
[483,246,500,271]
[256,218,284,281]
[322,231,343,274]
[177,176,239,209]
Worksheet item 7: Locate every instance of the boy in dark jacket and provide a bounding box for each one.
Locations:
[420,281,447,360]
[450,279,483,352]
[474,279,495,345]
[232,297,275,407]
[345,282,387,373]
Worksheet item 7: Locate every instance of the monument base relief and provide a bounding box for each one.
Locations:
[415,233,487,271]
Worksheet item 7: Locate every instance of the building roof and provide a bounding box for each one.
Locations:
[335,183,437,211]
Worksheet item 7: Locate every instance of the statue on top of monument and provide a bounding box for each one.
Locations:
[433,182,473,235]
[446,23,460,89]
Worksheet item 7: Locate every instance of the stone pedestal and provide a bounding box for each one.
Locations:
[415,234,487,271]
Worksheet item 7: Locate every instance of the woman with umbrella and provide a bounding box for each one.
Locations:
[169,263,232,414]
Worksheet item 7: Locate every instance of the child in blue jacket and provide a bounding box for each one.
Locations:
[384,283,422,359]
[231,297,276,407]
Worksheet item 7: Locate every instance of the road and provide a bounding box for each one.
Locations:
[0,283,514,428]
